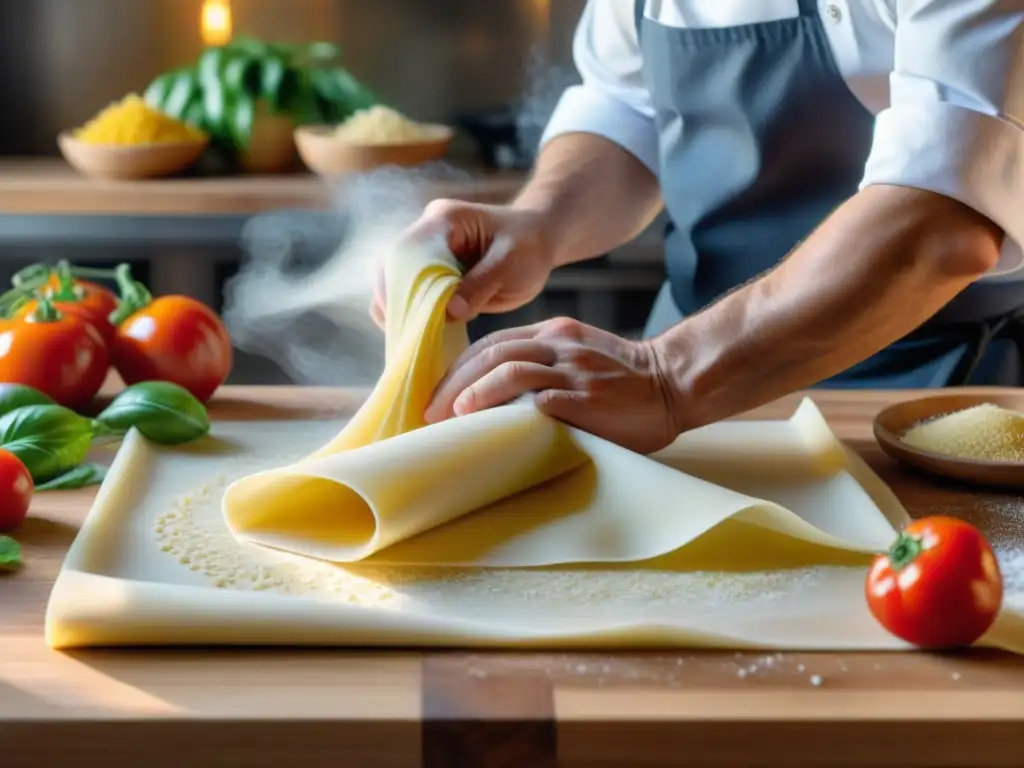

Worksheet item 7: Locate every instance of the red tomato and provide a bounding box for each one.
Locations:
[0,449,33,532]
[0,301,110,410]
[51,277,117,342]
[866,516,1003,648]
[16,276,118,346]
[112,295,233,403]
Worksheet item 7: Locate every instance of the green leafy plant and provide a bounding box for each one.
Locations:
[144,35,376,156]
[97,381,211,445]
[0,536,21,572]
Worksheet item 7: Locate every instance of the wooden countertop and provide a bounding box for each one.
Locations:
[4,385,1024,767]
[0,158,526,216]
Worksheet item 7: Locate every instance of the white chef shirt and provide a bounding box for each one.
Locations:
[541,0,1024,277]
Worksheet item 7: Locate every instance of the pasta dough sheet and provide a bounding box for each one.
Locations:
[222,246,897,567]
[42,243,1024,653]
[43,419,1024,653]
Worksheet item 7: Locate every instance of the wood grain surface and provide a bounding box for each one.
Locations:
[0,158,526,216]
[3,383,1024,768]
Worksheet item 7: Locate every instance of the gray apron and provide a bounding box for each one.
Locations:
[636,0,1024,388]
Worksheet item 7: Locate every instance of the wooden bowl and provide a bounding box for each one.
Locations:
[294,124,453,175]
[874,392,1024,489]
[58,132,208,181]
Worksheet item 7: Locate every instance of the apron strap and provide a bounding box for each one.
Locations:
[948,306,1024,385]
[796,0,822,16]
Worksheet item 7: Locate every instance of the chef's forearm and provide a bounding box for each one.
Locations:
[653,185,1005,430]
[512,133,663,267]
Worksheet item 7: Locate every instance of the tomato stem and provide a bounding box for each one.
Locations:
[27,297,62,323]
[888,531,924,570]
[109,263,153,326]
[0,264,51,319]
[10,263,52,290]
[51,260,81,303]
[68,265,121,279]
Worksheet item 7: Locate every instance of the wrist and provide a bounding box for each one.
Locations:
[509,193,569,270]
[645,331,696,438]
[645,318,728,435]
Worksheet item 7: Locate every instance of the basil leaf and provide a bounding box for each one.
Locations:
[0,405,94,482]
[36,463,107,491]
[276,68,301,112]
[198,46,228,88]
[97,381,210,446]
[228,35,271,59]
[183,93,208,132]
[0,385,55,419]
[261,55,288,111]
[286,71,324,126]
[144,72,176,110]
[202,77,228,134]
[228,93,256,150]
[304,41,341,62]
[310,67,376,118]
[163,69,199,120]
[223,54,262,98]
[0,536,21,572]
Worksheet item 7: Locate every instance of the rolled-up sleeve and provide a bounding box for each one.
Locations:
[859,0,1024,275]
[540,0,661,176]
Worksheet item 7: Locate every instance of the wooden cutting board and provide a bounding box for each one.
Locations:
[3,385,1024,768]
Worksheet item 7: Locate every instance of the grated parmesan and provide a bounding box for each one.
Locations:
[901,403,1024,462]
[332,105,438,144]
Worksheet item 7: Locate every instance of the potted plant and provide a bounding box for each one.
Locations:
[144,35,376,174]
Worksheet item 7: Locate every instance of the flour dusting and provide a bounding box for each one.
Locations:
[151,449,1024,643]
[153,455,842,617]
[976,497,1024,612]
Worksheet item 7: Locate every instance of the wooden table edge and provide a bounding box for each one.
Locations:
[5,383,1024,768]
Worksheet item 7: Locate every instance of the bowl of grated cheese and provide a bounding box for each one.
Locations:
[294,105,453,175]
[874,393,1024,489]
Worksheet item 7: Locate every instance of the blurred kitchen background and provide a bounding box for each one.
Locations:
[0,0,665,385]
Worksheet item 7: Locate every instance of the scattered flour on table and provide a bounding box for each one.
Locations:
[152,459,844,615]
[976,498,1024,612]
[928,496,1024,612]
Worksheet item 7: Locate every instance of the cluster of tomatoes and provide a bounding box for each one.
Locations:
[0,270,232,411]
[0,266,233,534]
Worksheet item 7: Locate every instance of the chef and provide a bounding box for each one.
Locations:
[371,0,1024,454]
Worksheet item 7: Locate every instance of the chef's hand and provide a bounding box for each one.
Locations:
[424,317,682,454]
[370,199,557,328]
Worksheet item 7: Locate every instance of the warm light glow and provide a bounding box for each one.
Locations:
[201,0,233,46]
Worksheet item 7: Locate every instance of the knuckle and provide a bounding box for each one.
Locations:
[496,360,530,382]
[579,375,609,397]
[423,198,462,221]
[542,316,583,340]
[480,343,509,371]
[562,345,603,370]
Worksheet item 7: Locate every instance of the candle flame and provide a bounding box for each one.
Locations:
[201,0,232,47]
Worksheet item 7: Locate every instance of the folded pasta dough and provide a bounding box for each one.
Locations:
[223,244,901,565]
[223,244,589,561]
